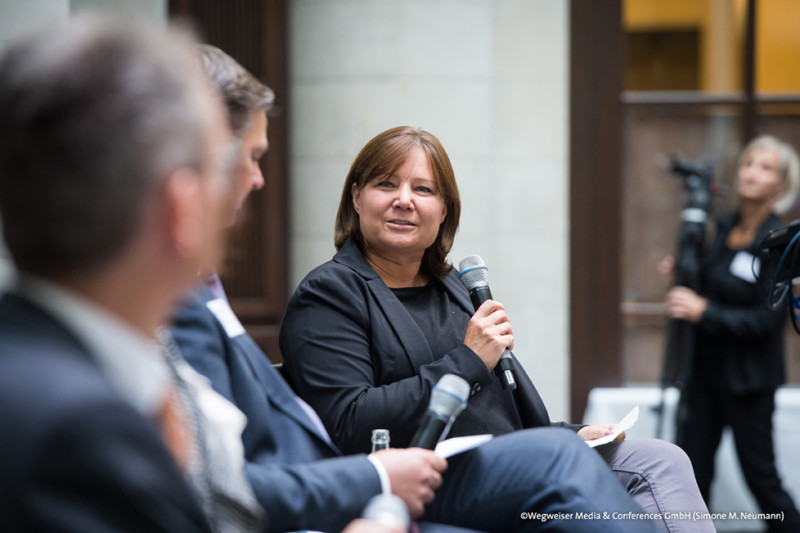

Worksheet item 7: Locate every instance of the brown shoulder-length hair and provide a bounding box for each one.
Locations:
[334,126,461,278]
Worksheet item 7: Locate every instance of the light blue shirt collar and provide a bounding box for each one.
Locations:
[17,275,170,417]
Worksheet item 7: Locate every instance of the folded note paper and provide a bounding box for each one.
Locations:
[586,406,639,448]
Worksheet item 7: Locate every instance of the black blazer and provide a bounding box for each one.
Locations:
[0,292,210,533]
[694,211,787,393]
[280,238,573,455]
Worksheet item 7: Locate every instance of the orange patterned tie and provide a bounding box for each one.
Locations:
[154,382,197,472]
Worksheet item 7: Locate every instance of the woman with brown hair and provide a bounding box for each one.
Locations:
[281,126,712,533]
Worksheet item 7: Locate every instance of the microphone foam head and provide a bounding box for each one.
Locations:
[430,373,470,419]
[458,255,489,290]
[362,494,410,530]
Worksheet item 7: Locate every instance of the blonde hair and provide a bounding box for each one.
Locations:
[739,135,800,215]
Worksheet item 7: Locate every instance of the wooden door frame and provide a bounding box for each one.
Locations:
[569,0,624,422]
[168,0,289,362]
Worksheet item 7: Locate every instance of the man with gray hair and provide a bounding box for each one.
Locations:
[0,15,236,532]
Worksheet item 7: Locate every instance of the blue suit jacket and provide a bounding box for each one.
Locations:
[280,238,574,455]
[0,291,211,533]
[170,286,382,533]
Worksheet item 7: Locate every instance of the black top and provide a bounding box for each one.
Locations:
[694,211,786,393]
[392,281,523,437]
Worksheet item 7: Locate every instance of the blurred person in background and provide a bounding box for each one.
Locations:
[664,135,800,533]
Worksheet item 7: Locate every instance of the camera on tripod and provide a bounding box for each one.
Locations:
[655,156,719,440]
[669,157,716,225]
[667,157,717,287]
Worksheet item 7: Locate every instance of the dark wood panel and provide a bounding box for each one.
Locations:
[169,0,288,361]
[570,0,624,423]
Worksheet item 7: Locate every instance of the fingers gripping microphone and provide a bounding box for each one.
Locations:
[362,493,410,531]
[458,255,518,391]
[410,374,470,449]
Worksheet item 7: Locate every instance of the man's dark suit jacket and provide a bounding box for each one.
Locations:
[280,237,578,455]
[0,291,211,533]
[171,285,383,533]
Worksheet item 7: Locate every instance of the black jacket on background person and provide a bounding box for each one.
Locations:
[694,211,786,394]
[678,210,800,532]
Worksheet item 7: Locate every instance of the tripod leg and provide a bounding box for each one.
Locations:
[656,318,683,440]
[674,324,696,447]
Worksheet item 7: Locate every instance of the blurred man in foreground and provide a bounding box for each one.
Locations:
[0,15,234,532]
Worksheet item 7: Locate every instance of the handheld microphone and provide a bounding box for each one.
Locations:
[410,374,469,449]
[362,493,410,531]
[458,255,518,391]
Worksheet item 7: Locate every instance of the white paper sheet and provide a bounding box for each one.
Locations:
[585,405,639,448]
[434,434,494,458]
